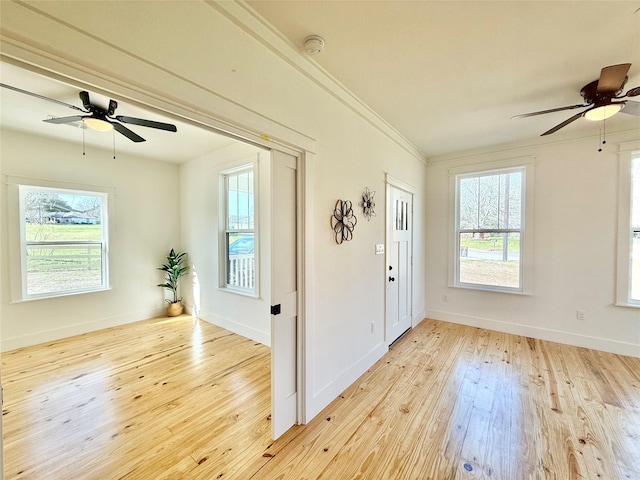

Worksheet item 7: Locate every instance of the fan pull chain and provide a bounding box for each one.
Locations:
[82,123,86,156]
[597,120,607,152]
[598,126,602,152]
[113,130,116,159]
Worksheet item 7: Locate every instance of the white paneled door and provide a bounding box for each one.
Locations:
[270,150,298,439]
[386,184,413,345]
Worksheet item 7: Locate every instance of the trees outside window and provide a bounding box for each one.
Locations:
[455,167,525,292]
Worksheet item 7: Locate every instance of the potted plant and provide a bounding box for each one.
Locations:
[157,248,189,317]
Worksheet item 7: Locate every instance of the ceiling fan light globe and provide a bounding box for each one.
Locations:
[584,104,623,121]
[84,117,113,132]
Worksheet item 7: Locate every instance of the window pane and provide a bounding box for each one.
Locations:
[632,159,640,228]
[459,177,479,229]
[459,171,522,230]
[502,171,522,229]
[26,243,103,295]
[632,158,639,301]
[632,232,640,302]
[459,232,520,288]
[24,190,103,241]
[227,170,254,231]
[226,232,255,289]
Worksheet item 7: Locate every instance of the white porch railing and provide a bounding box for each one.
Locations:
[228,254,255,290]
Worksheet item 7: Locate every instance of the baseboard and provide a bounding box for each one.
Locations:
[307,341,388,421]
[197,308,270,346]
[412,308,426,328]
[426,309,640,358]
[1,307,165,352]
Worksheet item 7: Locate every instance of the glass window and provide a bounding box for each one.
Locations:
[223,166,256,293]
[19,185,108,299]
[455,168,525,292]
[630,157,639,303]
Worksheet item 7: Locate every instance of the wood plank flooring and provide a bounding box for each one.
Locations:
[3,317,639,479]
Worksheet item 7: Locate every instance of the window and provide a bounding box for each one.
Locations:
[631,157,640,303]
[18,185,109,299]
[222,166,256,294]
[453,166,528,292]
[617,148,640,307]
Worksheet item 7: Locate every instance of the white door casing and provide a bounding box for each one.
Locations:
[270,150,298,439]
[386,182,413,345]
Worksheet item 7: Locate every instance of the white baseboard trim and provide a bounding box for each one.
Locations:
[426,309,640,358]
[1,307,165,352]
[198,309,270,347]
[307,341,388,421]
[412,308,426,328]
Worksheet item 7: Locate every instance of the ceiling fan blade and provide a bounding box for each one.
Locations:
[512,104,587,119]
[621,100,640,116]
[43,115,88,124]
[597,63,631,93]
[112,121,146,142]
[114,115,177,132]
[540,110,586,136]
[1,83,86,112]
[623,86,640,98]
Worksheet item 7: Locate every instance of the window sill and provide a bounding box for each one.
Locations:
[448,283,533,296]
[218,286,259,299]
[614,302,640,309]
[12,286,111,303]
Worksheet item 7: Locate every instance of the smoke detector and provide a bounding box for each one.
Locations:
[304,35,325,55]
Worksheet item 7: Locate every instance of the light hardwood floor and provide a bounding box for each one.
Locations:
[2,316,639,479]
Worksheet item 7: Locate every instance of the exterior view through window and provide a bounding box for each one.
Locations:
[224,167,256,293]
[456,168,524,291]
[20,186,108,299]
[631,157,639,302]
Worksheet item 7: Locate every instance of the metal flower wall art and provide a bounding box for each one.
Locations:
[331,199,357,244]
[359,187,376,221]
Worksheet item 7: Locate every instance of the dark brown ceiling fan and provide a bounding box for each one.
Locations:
[0,83,177,142]
[513,63,640,136]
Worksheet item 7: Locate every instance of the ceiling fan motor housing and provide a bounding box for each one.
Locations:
[580,77,627,104]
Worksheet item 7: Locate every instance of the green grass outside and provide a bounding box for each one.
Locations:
[460,235,520,251]
[26,223,102,242]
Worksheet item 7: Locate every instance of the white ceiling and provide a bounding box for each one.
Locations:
[1,2,639,161]
[248,0,640,157]
[0,61,237,163]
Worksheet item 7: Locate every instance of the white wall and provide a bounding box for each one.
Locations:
[425,130,640,358]
[0,129,181,350]
[180,141,271,345]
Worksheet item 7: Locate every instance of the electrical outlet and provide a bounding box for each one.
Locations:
[442,294,448,302]
[576,310,586,321]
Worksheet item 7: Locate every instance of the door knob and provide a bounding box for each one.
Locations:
[389,276,395,282]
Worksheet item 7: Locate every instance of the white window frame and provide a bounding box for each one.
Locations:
[448,157,535,294]
[6,176,113,302]
[219,163,259,296]
[615,143,640,308]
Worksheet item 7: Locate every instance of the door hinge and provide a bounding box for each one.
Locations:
[271,304,281,316]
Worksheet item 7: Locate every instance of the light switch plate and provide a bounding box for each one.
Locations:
[375,244,385,255]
